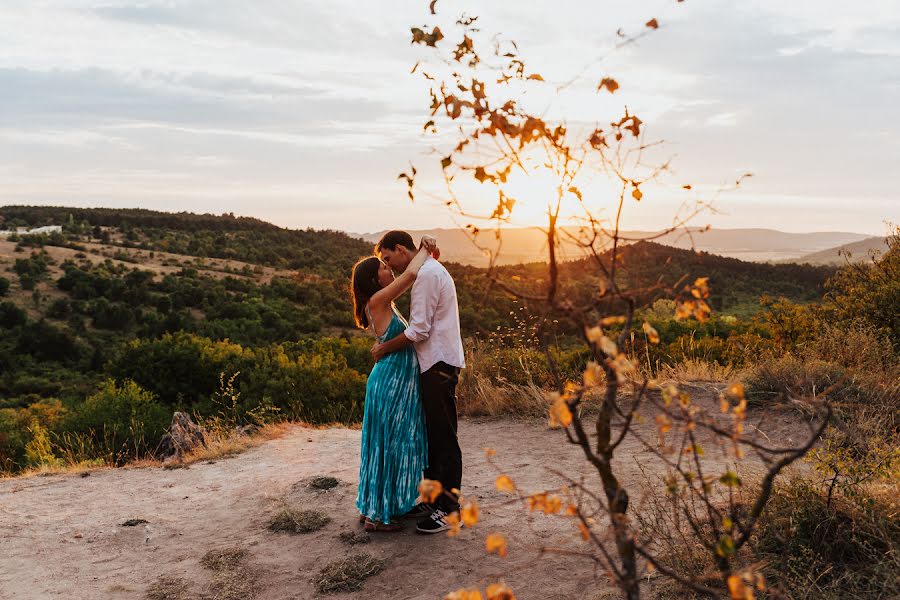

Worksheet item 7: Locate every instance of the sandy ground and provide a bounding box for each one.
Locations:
[0,398,810,600]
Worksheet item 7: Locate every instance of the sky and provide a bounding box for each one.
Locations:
[0,0,898,235]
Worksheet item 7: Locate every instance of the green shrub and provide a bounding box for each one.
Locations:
[0,276,9,296]
[110,332,248,407]
[825,228,900,349]
[111,333,368,423]
[0,301,27,328]
[65,379,170,465]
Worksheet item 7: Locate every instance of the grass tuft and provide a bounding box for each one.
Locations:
[268,508,331,533]
[145,576,191,600]
[201,547,248,571]
[309,475,340,490]
[200,546,259,600]
[338,530,371,545]
[312,553,386,594]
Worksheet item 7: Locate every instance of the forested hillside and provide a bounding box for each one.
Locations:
[0,207,838,474]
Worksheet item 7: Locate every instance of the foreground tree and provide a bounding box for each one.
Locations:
[405,4,830,599]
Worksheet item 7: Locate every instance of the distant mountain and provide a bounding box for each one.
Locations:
[786,236,890,266]
[359,227,872,267]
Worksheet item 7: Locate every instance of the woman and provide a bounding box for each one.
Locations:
[350,237,435,532]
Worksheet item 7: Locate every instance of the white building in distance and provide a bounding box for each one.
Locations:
[0,225,63,237]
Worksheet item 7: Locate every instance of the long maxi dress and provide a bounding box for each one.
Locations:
[356,306,428,523]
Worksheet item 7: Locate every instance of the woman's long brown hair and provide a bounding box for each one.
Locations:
[350,256,383,329]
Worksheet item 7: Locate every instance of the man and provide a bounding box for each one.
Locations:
[371,230,465,534]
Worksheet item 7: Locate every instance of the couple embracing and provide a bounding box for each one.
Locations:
[350,231,465,534]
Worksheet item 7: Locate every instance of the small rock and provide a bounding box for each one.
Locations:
[235,424,259,437]
[155,412,208,462]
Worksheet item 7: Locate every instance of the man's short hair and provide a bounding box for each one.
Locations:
[375,230,416,254]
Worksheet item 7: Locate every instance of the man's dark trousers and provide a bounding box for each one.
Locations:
[421,361,462,513]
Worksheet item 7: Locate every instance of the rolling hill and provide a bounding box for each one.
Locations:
[359,227,872,267]
[787,236,889,266]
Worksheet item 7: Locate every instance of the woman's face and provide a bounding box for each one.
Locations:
[376,260,394,288]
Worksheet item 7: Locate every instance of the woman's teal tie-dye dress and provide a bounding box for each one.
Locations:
[356,306,428,523]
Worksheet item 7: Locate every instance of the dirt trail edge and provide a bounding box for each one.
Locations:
[0,397,808,600]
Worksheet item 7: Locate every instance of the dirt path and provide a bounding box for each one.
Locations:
[0,402,809,600]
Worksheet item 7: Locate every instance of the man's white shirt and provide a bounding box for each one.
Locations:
[403,257,466,373]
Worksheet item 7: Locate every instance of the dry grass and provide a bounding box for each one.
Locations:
[654,358,743,385]
[200,547,247,571]
[267,507,331,533]
[755,477,900,599]
[145,576,191,600]
[457,340,559,417]
[8,461,108,480]
[309,475,340,490]
[458,373,553,417]
[181,422,292,465]
[200,546,259,600]
[312,554,386,594]
[338,530,371,546]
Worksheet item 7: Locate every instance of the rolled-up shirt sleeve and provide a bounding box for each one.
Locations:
[404,269,439,343]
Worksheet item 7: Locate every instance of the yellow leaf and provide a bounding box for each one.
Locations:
[445,511,462,537]
[586,326,604,344]
[445,589,484,600]
[526,492,546,512]
[656,414,672,434]
[632,187,643,201]
[646,18,659,29]
[578,521,591,540]
[548,393,573,428]
[642,321,660,344]
[720,396,730,413]
[727,575,754,600]
[567,186,583,202]
[418,479,443,504]
[486,583,516,600]
[598,77,619,93]
[543,495,563,514]
[600,315,624,326]
[461,500,480,528]
[485,533,508,557]
[484,447,497,458]
[728,383,745,400]
[526,73,544,81]
[599,335,618,357]
[674,300,694,320]
[495,475,516,493]
[583,361,604,387]
[611,354,635,384]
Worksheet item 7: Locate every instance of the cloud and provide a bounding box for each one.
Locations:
[0,1,895,233]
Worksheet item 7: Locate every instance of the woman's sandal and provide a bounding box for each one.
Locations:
[363,518,404,532]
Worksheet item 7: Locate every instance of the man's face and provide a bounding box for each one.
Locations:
[379,246,411,273]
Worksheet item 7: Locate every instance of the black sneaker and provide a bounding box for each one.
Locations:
[401,502,435,520]
[416,509,458,534]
